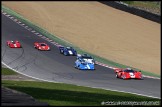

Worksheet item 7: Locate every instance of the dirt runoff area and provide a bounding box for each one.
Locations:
[2,2,160,75]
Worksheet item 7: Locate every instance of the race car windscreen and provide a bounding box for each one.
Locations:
[66,47,73,50]
[82,57,94,64]
[11,41,15,44]
[40,44,47,46]
[82,56,93,59]
[124,69,135,73]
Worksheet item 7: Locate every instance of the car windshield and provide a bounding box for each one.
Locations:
[11,41,15,44]
[82,56,93,59]
[66,47,73,50]
[124,69,135,73]
[82,57,94,64]
[40,44,46,46]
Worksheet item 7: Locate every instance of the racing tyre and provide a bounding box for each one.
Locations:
[74,65,77,69]
[60,50,63,54]
[64,52,67,56]
[116,73,119,78]
[78,65,81,70]
[140,76,144,80]
[122,75,126,80]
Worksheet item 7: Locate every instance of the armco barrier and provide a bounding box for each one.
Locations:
[99,1,161,24]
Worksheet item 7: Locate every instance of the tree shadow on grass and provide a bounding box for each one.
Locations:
[2,85,159,106]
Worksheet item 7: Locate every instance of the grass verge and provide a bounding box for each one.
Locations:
[1,5,160,78]
[2,80,160,106]
[122,1,160,15]
[1,68,18,75]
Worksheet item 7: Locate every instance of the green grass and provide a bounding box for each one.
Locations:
[122,1,160,14]
[1,68,18,75]
[122,1,160,8]
[2,5,160,78]
[2,80,160,106]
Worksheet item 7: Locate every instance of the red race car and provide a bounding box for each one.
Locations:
[7,40,21,48]
[34,42,50,51]
[114,68,143,80]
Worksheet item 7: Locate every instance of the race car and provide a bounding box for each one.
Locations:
[114,68,143,80]
[34,42,50,51]
[75,54,95,70]
[59,46,77,56]
[7,40,21,48]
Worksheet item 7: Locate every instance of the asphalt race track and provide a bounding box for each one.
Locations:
[2,14,160,99]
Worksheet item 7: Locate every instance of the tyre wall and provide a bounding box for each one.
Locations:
[99,1,161,24]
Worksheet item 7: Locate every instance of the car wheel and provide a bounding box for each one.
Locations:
[74,65,77,69]
[140,76,143,80]
[60,50,63,54]
[74,53,77,56]
[78,65,81,70]
[116,73,119,78]
[64,52,67,56]
[122,75,126,80]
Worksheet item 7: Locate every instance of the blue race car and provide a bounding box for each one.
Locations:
[59,46,77,56]
[75,54,95,70]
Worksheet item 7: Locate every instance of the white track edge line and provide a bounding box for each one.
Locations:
[2,62,160,99]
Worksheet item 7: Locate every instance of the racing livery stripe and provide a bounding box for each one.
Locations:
[87,64,90,69]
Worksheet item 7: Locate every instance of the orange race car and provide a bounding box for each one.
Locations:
[114,68,143,80]
[7,40,21,48]
[34,42,50,51]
